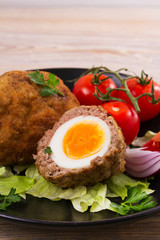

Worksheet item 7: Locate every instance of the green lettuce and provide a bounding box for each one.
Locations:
[13,165,30,174]
[25,165,154,213]
[0,166,34,199]
[26,165,86,201]
[106,173,152,200]
[0,164,154,214]
[0,166,13,178]
[131,130,156,147]
[25,164,41,181]
[25,165,110,212]
[72,174,153,213]
[72,183,108,212]
[0,176,34,196]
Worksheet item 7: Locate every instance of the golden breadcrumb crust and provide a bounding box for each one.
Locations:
[0,70,79,165]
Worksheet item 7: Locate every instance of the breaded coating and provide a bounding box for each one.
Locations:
[0,70,79,165]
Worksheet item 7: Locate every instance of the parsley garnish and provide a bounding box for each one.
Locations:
[28,71,64,97]
[0,188,21,211]
[111,186,157,215]
[44,147,52,154]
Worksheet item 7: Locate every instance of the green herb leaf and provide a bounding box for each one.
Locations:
[110,186,157,216]
[28,71,64,97]
[40,86,58,97]
[110,202,130,216]
[130,196,157,212]
[28,71,46,85]
[123,187,148,204]
[7,188,21,203]
[0,188,21,211]
[44,147,52,154]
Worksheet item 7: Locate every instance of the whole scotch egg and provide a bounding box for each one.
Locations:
[35,106,126,188]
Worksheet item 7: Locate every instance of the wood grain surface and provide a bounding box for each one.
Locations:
[0,4,160,240]
[0,212,160,240]
[0,7,160,84]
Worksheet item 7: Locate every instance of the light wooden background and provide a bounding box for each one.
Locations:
[0,0,160,84]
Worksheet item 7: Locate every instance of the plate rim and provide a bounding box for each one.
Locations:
[0,67,159,226]
[0,202,160,226]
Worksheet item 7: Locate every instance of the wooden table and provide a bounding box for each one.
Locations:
[0,2,160,239]
[0,5,160,84]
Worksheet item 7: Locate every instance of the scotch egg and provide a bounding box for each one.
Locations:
[35,106,126,188]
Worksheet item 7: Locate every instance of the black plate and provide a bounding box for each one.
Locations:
[0,68,159,226]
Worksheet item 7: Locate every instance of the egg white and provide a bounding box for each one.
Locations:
[49,116,111,169]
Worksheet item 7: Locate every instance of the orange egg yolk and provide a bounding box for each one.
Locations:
[63,120,106,159]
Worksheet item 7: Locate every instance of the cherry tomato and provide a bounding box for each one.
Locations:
[101,101,140,145]
[72,74,117,105]
[117,78,160,122]
[142,131,160,152]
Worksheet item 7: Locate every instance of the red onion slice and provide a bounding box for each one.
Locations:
[126,155,160,172]
[126,148,159,164]
[126,161,160,178]
[125,148,160,178]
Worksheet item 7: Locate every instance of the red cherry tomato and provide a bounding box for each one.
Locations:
[72,74,117,105]
[101,101,140,145]
[117,78,160,122]
[142,131,160,152]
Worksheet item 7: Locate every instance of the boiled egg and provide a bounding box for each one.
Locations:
[49,116,111,169]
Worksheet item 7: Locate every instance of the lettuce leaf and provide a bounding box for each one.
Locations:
[26,165,86,201]
[0,166,34,199]
[72,183,107,212]
[25,164,41,181]
[90,198,113,213]
[13,165,30,175]
[131,130,156,147]
[25,165,111,212]
[0,164,154,214]
[0,175,34,195]
[25,165,154,213]
[26,176,86,201]
[0,166,13,178]
[105,173,152,200]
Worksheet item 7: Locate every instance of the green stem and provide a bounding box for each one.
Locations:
[122,79,140,112]
[57,89,65,96]
[101,67,141,112]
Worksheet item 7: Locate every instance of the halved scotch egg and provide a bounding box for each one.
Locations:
[35,106,126,188]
